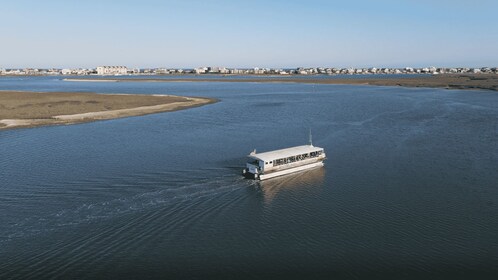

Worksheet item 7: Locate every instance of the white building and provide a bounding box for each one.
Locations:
[61,69,72,75]
[194,67,207,74]
[96,66,128,75]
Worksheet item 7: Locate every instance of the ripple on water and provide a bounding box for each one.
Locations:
[0,170,252,243]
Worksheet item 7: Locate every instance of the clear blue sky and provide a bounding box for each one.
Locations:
[1,0,497,68]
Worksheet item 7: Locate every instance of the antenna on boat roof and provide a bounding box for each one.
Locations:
[309,128,313,146]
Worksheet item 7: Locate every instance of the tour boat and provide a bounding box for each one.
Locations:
[242,133,326,180]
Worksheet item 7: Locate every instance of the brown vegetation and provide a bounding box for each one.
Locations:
[0,91,216,129]
[66,74,498,92]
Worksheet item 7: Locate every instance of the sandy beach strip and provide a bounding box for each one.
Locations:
[0,91,217,130]
[64,74,498,92]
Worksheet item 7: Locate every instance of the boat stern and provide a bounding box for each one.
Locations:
[242,163,260,179]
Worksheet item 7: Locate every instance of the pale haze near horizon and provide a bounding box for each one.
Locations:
[1,0,497,69]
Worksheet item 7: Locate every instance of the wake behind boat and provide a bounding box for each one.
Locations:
[242,133,326,180]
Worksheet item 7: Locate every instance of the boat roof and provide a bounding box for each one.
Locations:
[248,145,323,162]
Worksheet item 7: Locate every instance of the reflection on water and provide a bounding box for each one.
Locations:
[258,167,325,205]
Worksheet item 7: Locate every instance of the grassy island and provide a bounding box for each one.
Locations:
[0,91,217,130]
[65,74,498,92]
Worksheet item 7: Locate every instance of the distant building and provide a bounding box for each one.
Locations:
[194,67,207,74]
[155,68,169,74]
[61,69,72,75]
[208,66,228,74]
[96,66,128,75]
[229,68,244,74]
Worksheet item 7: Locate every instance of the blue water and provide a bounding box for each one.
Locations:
[1,77,497,279]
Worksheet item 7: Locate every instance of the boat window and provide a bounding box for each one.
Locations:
[273,158,285,166]
[310,150,323,158]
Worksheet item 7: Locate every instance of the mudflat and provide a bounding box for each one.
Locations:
[66,74,498,91]
[0,91,217,130]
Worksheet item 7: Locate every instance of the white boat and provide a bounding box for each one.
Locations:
[242,134,326,180]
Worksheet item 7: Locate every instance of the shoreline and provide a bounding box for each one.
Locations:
[0,91,217,130]
[64,74,498,92]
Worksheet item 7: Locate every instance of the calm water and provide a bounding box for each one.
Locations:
[1,77,497,279]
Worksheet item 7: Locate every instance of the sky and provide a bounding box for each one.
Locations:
[1,0,497,68]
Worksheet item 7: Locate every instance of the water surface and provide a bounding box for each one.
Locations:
[1,77,497,279]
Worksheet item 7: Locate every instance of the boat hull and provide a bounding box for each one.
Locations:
[256,161,324,180]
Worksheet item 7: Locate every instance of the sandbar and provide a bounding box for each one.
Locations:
[65,74,498,92]
[0,91,217,130]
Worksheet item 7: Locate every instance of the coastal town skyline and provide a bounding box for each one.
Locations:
[2,65,497,76]
[2,0,497,68]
